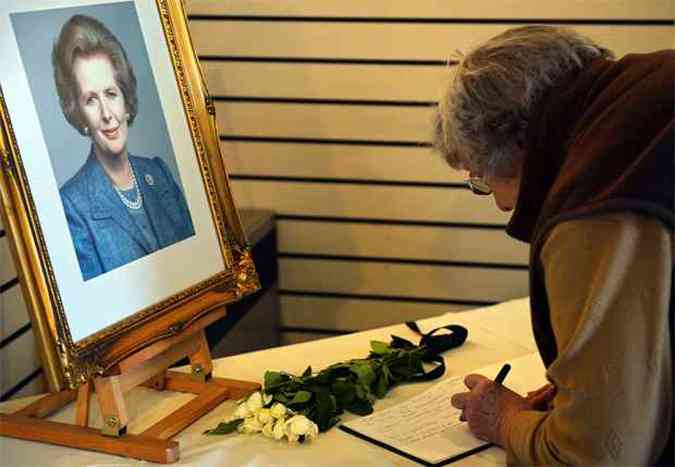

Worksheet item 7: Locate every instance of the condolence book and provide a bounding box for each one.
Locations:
[340,352,546,466]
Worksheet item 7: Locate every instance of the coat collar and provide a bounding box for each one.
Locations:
[84,147,152,253]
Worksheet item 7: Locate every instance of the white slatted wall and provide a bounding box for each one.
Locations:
[0,217,45,400]
[185,0,674,344]
[0,1,672,398]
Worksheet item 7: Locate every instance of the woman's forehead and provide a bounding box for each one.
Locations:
[73,54,117,89]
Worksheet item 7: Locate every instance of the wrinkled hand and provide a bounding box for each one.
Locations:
[525,383,556,411]
[450,374,531,447]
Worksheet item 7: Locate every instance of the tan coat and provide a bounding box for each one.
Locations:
[506,212,672,465]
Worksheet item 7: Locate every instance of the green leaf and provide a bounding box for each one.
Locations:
[315,391,337,431]
[264,371,288,392]
[354,384,366,400]
[370,341,390,355]
[375,371,389,399]
[347,399,374,416]
[203,418,243,435]
[289,390,313,405]
[351,362,376,388]
[331,379,351,394]
[333,380,356,408]
[274,393,291,404]
[206,328,460,439]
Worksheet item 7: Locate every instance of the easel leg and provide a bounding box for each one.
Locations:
[75,382,92,427]
[0,309,259,463]
[189,331,213,381]
[93,376,128,437]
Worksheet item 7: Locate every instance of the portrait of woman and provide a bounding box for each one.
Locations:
[52,14,195,281]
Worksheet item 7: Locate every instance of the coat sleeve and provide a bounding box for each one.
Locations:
[505,212,672,465]
[61,192,103,281]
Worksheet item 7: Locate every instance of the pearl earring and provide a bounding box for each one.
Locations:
[83,127,89,136]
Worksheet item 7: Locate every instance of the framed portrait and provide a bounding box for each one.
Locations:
[0,0,259,391]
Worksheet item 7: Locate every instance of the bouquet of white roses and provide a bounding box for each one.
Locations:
[205,326,467,442]
[205,390,319,443]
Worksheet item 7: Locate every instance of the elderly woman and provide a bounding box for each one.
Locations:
[436,26,673,465]
[53,15,194,281]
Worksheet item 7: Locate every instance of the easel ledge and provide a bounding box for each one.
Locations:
[0,307,260,463]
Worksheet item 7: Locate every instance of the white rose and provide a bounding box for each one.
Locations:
[256,408,273,425]
[238,416,264,434]
[286,431,299,444]
[272,419,286,440]
[305,420,318,441]
[246,391,264,412]
[285,415,319,443]
[262,421,275,438]
[270,402,287,419]
[233,402,252,419]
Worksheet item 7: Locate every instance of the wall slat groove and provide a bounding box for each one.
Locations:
[185,0,674,20]
[222,136,430,146]
[214,96,435,106]
[230,180,512,224]
[230,175,465,188]
[278,253,528,270]
[215,102,434,142]
[277,220,528,264]
[1,284,29,340]
[0,322,31,350]
[189,16,674,26]
[280,258,529,302]
[190,22,674,60]
[276,215,507,229]
[0,278,18,294]
[221,143,458,183]
[203,62,449,101]
[279,290,496,307]
[0,330,41,396]
[201,56,449,65]
[280,295,475,331]
[278,326,351,335]
[0,368,42,402]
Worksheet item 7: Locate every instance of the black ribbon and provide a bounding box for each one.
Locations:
[389,322,469,382]
[406,321,469,358]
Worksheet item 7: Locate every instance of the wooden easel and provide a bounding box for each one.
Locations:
[0,308,260,463]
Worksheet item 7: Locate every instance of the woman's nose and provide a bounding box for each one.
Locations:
[100,101,112,122]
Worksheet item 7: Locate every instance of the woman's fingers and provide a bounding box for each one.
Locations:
[527,384,557,410]
[526,383,554,399]
[464,373,489,389]
[451,392,469,409]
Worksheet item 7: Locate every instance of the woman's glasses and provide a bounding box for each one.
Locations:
[465,177,492,195]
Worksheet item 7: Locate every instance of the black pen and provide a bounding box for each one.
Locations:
[494,363,511,385]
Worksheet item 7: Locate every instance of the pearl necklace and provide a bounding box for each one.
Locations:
[113,161,143,210]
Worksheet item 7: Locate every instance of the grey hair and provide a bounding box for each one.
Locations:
[52,15,138,136]
[433,25,614,176]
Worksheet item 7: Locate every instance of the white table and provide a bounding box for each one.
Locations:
[0,298,540,467]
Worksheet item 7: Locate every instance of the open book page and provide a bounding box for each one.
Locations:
[340,352,547,465]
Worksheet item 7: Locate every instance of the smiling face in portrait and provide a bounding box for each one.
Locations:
[74,53,129,158]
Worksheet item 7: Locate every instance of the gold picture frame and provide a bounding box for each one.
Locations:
[0,0,259,392]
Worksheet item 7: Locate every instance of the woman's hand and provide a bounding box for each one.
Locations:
[450,374,532,447]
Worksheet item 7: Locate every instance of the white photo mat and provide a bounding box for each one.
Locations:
[0,0,224,341]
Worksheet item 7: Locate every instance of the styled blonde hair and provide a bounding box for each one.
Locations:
[52,15,138,136]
